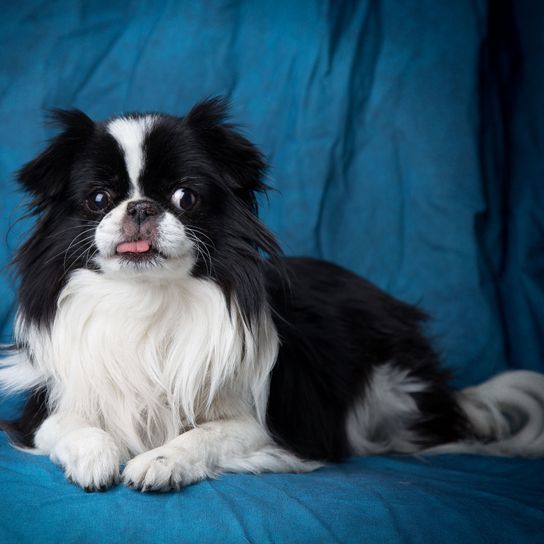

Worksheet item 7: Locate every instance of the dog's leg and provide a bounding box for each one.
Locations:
[122,416,321,492]
[34,413,121,491]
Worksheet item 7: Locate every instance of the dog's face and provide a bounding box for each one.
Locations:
[16,99,280,326]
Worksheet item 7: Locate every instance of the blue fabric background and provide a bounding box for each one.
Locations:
[0,1,543,542]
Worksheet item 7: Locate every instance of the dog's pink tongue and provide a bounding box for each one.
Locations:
[116,240,151,254]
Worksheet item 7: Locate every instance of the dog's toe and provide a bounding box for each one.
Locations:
[123,447,210,492]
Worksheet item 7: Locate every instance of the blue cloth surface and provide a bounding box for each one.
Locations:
[0,433,543,544]
[2,0,543,383]
[1,1,543,542]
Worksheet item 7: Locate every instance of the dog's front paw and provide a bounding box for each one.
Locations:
[52,428,121,491]
[123,447,211,492]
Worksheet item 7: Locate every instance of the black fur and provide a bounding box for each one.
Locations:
[266,258,469,461]
[1,388,48,448]
[2,98,472,461]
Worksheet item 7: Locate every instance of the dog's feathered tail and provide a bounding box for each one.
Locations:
[0,351,44,393]
[0,351,48,448]
[425,370,544,457]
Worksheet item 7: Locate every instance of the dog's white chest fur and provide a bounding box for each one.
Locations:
[20,270,277,457]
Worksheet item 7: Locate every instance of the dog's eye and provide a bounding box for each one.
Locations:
[171,188,198,211]
[87,190,112,212]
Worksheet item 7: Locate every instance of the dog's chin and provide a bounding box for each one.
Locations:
[117,247,167,266]
[94,249,194,279]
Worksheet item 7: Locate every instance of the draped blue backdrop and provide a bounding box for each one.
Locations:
[0,1,543,542]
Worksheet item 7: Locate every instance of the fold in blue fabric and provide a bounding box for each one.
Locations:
[4,0,541,383]
[0,1,543,542]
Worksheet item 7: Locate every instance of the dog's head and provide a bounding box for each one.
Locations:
[15,98,281,326]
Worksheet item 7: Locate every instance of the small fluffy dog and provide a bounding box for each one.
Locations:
[1,98,543,492]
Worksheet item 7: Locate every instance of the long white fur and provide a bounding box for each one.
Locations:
[346,363,428,455]
[15,269,278,459]
[422,370,544,457]
[0,350,42,392]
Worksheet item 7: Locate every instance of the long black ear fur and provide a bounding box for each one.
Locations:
[18,109,95,210]
[186,97,268,214]
[186,97,290,323]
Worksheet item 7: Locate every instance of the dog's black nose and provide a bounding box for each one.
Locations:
[126,200,159,224]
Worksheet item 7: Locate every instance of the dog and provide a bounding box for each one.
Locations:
[0,98,543,492]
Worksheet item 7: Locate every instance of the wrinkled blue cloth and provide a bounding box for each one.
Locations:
[0,432,543,543]
[1,1,543,542]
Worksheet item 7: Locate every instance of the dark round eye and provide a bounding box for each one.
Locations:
[171,188,198,211]
[87,190,112,212]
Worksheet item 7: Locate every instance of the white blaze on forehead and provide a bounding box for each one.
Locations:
[107,115,157,196]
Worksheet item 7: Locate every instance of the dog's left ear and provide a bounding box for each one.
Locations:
[186,97,267,212]
[18,109,95,204]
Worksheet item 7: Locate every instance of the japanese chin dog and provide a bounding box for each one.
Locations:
[1,98,543,492]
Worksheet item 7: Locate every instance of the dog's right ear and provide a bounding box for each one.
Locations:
[18,109,95,202]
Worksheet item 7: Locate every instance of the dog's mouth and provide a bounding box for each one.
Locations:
[115,240,166,262]
[116,240,152,254]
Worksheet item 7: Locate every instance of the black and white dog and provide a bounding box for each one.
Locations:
[1,98,543,492]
